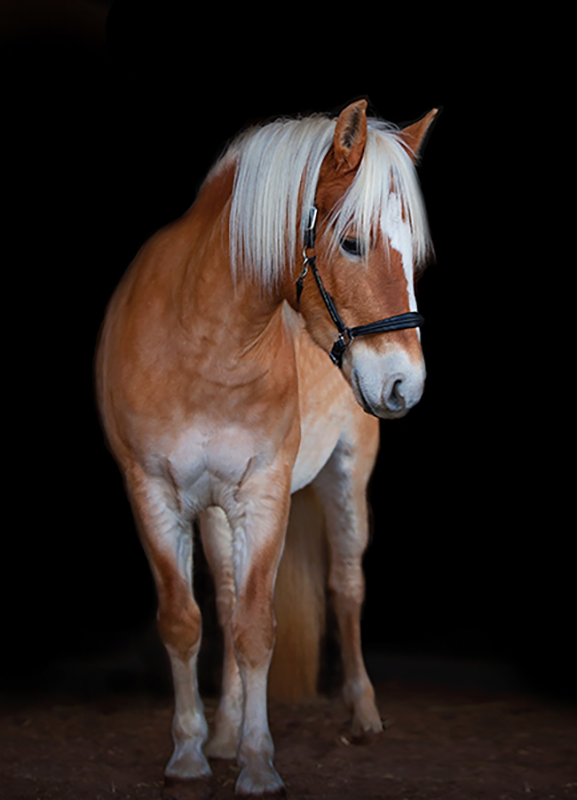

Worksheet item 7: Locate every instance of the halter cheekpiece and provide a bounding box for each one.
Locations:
[296,206,424,369]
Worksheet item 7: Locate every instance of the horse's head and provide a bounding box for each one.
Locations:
[297,100,437,419]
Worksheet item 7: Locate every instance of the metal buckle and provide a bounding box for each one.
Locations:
[329,328,354,367]
[296,256,310,304]
[304,206,318,250]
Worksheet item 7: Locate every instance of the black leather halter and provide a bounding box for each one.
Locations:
[296,207,424,368]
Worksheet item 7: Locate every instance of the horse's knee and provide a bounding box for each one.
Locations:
[157,581,202,659]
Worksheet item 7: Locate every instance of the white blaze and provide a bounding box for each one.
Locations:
[386,192,418,316]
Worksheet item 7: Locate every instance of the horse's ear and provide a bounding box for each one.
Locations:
[399,108,439,162]
[333,99,368,172]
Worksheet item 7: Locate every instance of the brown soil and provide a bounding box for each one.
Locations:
[2,668,576,800]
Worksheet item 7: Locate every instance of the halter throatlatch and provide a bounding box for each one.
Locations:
[296,206,425,369]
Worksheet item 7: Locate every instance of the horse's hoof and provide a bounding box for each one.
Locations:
[349,716,391,745]
[350,702,385,738]
[235,758,285,796]
[350,726,386,745]
[165,744,212,780]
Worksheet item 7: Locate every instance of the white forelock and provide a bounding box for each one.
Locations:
[215,113,432,291]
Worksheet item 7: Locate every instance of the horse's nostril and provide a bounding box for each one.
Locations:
[386,379,406,412]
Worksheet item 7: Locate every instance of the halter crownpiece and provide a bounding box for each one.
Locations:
[296,206,424,368]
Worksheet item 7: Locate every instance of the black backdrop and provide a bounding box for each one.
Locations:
[3,1,572,701]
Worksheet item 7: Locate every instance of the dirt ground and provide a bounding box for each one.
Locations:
[2,656,576,800]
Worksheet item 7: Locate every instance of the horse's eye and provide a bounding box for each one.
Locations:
[340,237,363,256]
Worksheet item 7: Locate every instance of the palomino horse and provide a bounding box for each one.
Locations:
[96,99,437,795]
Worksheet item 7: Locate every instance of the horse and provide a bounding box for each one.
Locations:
[96,99,437,795]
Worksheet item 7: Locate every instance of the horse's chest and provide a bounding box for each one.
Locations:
[161,418,293,514]
[167,422,252,478]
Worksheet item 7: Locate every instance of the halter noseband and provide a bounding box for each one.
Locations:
[296,206,424,369]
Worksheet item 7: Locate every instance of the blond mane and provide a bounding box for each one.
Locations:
[216,112,431,290]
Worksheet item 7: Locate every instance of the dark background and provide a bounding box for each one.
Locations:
[3,2,571,701]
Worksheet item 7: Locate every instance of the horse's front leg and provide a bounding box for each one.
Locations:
[199,506,243,760]
[126,467,211,780]
[225,468,292,795]
[313,417,383,738]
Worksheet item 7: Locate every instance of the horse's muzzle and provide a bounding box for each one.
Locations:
[351,348,425,419]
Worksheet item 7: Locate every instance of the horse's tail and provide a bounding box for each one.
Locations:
[269,485,327,700]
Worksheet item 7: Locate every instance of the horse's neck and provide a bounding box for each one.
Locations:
[173,162,292,370]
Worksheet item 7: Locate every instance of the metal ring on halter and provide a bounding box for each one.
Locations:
[329,329,354,367]
[295,253,310,304]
